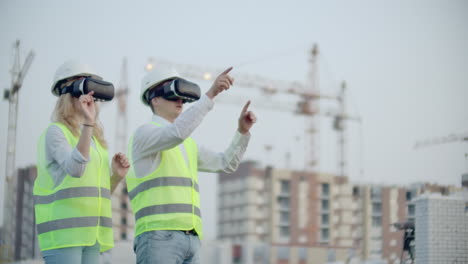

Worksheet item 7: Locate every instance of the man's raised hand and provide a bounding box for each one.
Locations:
[206,67,234,99]
[238,100,257,134]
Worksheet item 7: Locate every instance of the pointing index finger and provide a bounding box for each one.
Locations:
[242,100,251,113]
[221,66,233,75]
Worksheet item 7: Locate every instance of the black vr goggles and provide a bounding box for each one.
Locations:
[147,78,201,104]
[59,77,115,101]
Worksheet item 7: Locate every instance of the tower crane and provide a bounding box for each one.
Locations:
[414,131,468,188]
[414,132,468,149]
[115,57,129,153]
[323,81,362,177]
[1,40,34,262]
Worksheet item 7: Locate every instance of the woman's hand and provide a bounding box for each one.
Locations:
[111,152,130,193]
[79,91,96,125]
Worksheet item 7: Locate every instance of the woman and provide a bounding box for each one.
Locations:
[33,60,130,264]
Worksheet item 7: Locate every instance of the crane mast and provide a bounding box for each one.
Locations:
[1,40,35,262]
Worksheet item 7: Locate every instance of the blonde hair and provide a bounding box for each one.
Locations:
[52,93,108,149]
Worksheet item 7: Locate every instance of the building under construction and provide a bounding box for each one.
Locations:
[216,161,465,264]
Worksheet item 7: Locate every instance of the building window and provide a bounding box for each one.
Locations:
[280,180,290,194]
[320,228,329,242]
[371,187,381,200]
[372,202,382,214]
[407,204,415,216]
[121,217,127,225]
[372,216,381,227]
[232,244,242,263]
[321,200,329,211]
[406,191,412,201]
[322,183,330,197]
[352,186,360,197]
[321,214,329,226]
[280,211,289,224]
[280,226,290,238]
[278,196,290,210]
[121,232,127,240]
[121,202,127,209]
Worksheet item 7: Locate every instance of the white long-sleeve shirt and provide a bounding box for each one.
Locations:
[131,94,250,178]
[44,125,92,187]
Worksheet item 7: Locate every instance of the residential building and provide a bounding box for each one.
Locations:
[414,194,468,263]
[218,161,356,264]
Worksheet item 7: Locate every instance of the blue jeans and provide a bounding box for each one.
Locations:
[42,242,100,264]
[134,230,201,264]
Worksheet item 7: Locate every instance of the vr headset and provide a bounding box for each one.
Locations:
[59,77,115,101]
[147,78,201,104]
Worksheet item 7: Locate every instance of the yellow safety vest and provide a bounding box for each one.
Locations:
[34,123,113,252]
[126,122,203,239]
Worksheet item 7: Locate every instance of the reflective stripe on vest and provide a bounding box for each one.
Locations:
[135,204,201,221]
[128,177,199,200]
[37,216,113,234]
[34,187,111,204]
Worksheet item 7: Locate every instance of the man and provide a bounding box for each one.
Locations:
[126,66,256,263]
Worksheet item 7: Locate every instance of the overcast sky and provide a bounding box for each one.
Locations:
[1,0,467,239]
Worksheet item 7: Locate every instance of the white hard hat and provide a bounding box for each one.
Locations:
[51,60,102,96]
[140,67,180,106]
